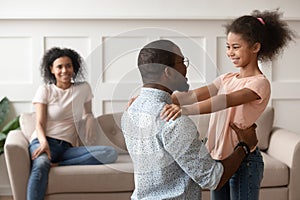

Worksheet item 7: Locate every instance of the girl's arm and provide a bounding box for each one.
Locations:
[31,103,51,160]
[183,88,260,115]
[172,83,218,105]
[162,88,260,121]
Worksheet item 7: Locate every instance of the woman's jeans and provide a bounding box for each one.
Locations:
[27,137,118,200]
[211,148,264,200]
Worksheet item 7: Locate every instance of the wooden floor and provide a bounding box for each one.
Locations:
[0,196,13,200]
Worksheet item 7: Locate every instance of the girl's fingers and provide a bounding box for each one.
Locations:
[160,105,171,118]
[165,112,173,122]
[171,111,181,121]
[162,104,181,121]
[126,96,139,110]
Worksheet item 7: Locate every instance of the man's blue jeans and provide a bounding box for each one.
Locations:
[27,137,118,200]
[211,148,264,200]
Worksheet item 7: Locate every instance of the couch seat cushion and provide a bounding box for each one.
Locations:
[261,152,289,187]
[47,154,134,194]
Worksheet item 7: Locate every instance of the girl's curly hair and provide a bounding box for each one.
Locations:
[225,9,295,61]
[40,47,85,84]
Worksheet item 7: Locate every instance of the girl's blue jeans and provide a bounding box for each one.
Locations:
[27,137,118,200]
[211,148,264,200]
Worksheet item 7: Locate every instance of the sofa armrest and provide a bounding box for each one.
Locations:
[267,128,300,200]
[4,130,30,200]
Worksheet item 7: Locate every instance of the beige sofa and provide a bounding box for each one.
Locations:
[4,107,300,200]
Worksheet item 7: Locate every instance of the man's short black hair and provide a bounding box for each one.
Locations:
[137,40,180,84]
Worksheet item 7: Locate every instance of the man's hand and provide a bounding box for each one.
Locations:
[230,123,258,151]
[216,123,258,190]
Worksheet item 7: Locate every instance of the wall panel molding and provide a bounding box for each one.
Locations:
[0,19,299,125]
[0,2,299,196]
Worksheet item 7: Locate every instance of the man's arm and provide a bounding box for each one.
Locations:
[162,117,257,190]
[216,145,248,190]
[216,123,258,190]
[162,117,224,190]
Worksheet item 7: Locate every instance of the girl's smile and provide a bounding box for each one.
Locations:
[226,32,259,69]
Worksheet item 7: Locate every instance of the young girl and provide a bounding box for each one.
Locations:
[161,9,294,200]
[27,47,118,200]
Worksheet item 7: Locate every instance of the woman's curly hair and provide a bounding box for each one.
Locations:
[40,47,85,84]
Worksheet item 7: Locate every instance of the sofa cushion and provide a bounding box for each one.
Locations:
[19,112,36,141]
[20,107,273,151]
[19,112,128,154]
[96,112,128,154]
[260,152,289,187]
[256,107,274,151]
[47,154,134,194]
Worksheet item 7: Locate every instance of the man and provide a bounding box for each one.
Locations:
[121,40,257,199]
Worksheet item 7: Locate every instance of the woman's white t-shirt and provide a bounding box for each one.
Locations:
[31,82,93,146]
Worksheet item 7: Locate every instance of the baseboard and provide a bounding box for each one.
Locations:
[0,186,12,196]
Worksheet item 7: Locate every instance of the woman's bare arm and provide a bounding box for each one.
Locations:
[32,103,51,160]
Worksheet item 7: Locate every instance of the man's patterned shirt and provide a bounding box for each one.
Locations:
[121,88,223,200]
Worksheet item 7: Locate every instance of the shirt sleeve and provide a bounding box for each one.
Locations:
[244,77,271,104]
[83,82,93,102]
[212,76,222,89]
[32,85,48,104]
[212,73,230,90]
[161,116,224,190]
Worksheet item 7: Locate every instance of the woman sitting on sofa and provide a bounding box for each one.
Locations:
[27,47,118,200]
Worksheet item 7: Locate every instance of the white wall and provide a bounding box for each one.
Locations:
[0,0,300,196]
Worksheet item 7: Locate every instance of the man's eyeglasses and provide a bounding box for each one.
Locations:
[176,57,189,68]
[183,57,189,68]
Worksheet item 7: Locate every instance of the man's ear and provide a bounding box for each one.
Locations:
[252,42,261,53]
[164,67,172,78]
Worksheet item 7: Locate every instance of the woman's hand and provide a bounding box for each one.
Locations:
[160,104,182,121]
[84,115,97,145]
[31,140,51,160]
[78,113,97,145]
